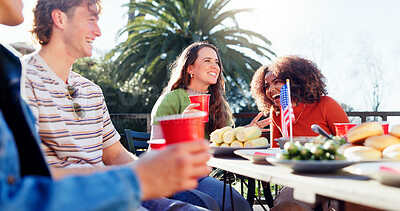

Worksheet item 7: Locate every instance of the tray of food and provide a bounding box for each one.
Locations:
[268,135,356,172]
[268,122,400,173]
[267,158,357,173]
[208,126,269,157]
[339,122,400,162]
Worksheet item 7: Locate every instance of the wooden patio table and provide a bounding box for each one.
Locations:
[207,157,400,210]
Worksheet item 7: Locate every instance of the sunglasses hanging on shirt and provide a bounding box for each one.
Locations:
[67,85,86,119]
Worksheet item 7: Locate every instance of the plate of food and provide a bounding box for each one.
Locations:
[209,126,270,157]
[234,148,282,163]
[268,136,357,173]
[267,157,357,173]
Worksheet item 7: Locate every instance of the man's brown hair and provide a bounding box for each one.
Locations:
[31,0,101,45]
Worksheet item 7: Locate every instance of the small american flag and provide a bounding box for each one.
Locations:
[280,80,295,138]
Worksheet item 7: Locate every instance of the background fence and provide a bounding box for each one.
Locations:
[110,111,400,134]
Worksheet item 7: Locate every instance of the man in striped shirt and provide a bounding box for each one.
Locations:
[22,0,216,210]
[24,0,136,176]
[1,0,212,210]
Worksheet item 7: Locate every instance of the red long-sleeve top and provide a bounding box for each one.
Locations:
[270,96,349,148]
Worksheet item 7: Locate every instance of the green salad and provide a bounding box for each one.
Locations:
[276,135,347,161]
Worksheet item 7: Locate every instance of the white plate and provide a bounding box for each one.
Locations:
[209,146,269,157]
[380,167,400,187]
[147,139,165,144]
[345,162,400,187]
[234,148,282,163]
[345,158,396,162]
[266,157,357,173]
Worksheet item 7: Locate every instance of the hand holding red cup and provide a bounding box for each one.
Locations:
[157,112,207,145]
[188,94,210,122]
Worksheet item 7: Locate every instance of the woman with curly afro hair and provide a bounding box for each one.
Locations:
[251,55,348,210]
[251,55,349,147]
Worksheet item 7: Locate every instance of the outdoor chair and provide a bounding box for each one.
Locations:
[124,129,150,156]
[220,171,275,210]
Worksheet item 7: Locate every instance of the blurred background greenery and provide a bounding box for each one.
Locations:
[74,0,276,132]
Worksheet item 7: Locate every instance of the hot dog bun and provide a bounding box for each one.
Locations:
[364,135,400,151]
[346,122,384,144]
[389,124,400,138]
[343,146,382,161]
[382,143,400,160]
[337,143,358,155]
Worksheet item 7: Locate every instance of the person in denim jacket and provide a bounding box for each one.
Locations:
[22,0,217,210]
[0,1,211,210]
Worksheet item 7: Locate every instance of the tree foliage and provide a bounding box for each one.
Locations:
[107,0,275,112]
[72,57,149,131]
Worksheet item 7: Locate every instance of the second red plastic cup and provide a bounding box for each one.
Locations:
[380,121,389,134]
[188,94,210,122]
[157,112,207,145]
[334,123,357,137]
[147,139,166,150]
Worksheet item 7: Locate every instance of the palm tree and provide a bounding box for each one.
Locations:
[107,0,275,112]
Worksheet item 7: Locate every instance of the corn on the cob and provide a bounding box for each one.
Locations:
[230,140,244,147]
[209,142,220,147]
[244,137,269,147]
[236,126,262,142]
[220,143,230,147]
[210,126,232,144]
[223,126,245,143]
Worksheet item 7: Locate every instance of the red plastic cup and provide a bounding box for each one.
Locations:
[334,123,358,137]
[148,139,166,150]
[157,112,207,145]
[188,94,210,122]
[380,121,389,134]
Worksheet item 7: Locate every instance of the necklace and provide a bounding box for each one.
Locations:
[271,103,306,135]
[293,103,306,124]
[187,86,208,95]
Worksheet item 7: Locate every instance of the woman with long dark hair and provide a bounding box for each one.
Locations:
[151,42,233,139]
[151,41,254,211]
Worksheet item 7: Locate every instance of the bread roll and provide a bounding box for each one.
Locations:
[389,124,400,138]
[343,146,382,161]
[337,143,358,155]
[346,122,384,144]
[382,143,400,160]
[364,135,400,151]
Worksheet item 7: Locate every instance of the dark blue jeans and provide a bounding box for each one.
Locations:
[173,176,252,211]
[142,197,209,211]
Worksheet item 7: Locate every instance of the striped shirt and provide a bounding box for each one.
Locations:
[23,54,120,168]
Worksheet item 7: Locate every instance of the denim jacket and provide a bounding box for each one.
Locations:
[0,44,142,211]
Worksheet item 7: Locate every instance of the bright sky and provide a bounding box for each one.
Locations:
[1,0,399,122]
[228,0,400,112]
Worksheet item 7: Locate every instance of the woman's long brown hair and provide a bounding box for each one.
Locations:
[163,41,232,132]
